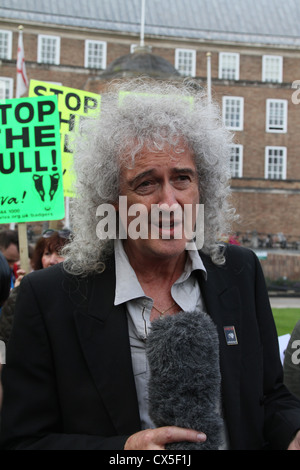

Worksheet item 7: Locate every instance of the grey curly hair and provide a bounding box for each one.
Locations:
[62,78,237,275]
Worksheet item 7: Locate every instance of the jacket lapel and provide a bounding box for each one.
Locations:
[71,258,141,435]
[199,252,242,449]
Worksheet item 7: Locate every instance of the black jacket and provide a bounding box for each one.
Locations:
[1,244,300,450]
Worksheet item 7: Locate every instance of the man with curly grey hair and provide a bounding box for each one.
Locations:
[1,78,300,451]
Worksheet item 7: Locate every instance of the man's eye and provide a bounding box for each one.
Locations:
[174,175,191,184]
[178,175,189,180]
[135,180,156,193]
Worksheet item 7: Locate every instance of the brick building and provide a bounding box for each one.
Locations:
[1,0,300,256]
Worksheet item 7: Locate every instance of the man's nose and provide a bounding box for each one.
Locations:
[158,182,178,207]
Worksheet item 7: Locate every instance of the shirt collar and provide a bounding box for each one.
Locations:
[114,239,207,306]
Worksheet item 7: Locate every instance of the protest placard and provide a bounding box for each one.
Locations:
[0,95,64,225]
[29,80,101,197]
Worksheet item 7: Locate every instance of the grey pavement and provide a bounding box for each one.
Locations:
[269,297,300,309]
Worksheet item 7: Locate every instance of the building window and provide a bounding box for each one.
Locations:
[0,30,12,60]
[85,40,107,69]
[222,96,244,130]
[266,99,288,133]
[262,55,283,83]
[219,53,239,80]
[265,147,286,180]
[38,34,60,65]
[0,77,13,99]
[175,49,196,77]
[230,145,243,177]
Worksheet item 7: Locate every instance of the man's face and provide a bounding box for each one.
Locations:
[117,142,200,261]
[0,243,19,269]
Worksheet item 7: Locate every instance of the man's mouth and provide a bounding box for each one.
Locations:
[151,218,183,238]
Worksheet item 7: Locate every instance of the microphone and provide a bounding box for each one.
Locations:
[146,309,224,450]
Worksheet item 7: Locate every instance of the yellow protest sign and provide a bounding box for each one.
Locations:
[29,80,101,197]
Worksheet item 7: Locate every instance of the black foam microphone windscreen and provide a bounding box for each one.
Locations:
[146,309,224,450]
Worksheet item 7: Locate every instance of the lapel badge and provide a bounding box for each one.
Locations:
[224,326,238,345]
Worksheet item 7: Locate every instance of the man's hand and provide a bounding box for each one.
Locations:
[288,430,300,450]
[124,426,206,450]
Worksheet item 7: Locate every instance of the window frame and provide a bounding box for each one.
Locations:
[175,48,196,77]
[230,144,243,178]
[222,96,244,131]
[0,29,12,60]
[37,34,60,65]
[262,55,283,83]
[84,39,107,69]
[266,99,288,133]
[265,146,287,180]
[0,77,13,99]
[219,52,240,80]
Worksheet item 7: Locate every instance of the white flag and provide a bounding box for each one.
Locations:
[16,29,28,98]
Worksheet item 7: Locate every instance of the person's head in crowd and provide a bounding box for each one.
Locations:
[0,230,19,270]
[0,252,11,308]
[31,229,72,270]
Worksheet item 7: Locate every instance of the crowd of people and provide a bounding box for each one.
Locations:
[0,229,72,345]
[0,78,299,450]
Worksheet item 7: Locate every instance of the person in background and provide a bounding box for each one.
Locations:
[1,79,300,450]
[0,253,11,308]
[0,230,19,288]
[0,229,72,346]
[0,253,11,317]
[31,229,71,270]
[0,252,11,413]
